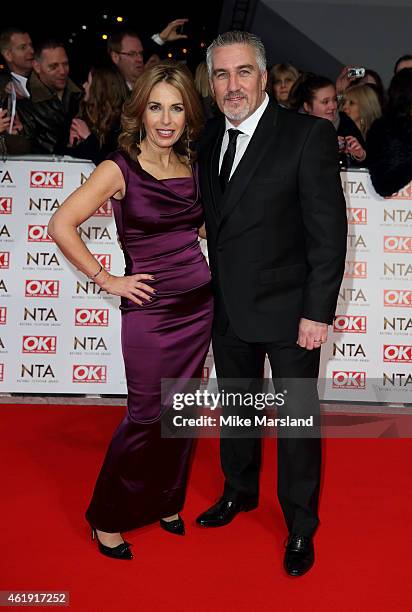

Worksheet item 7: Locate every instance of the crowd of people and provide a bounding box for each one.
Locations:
[2,25,412,196]
[0,20,188,158]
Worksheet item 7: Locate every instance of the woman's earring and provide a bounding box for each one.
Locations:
[186,125,191,163]
[139,126,143,145]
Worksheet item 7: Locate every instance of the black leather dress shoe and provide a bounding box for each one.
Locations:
[284,534,314,576]
[196,496,258,527]
[159,515,185,536]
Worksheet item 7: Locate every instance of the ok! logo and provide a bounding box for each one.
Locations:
[30,171,64,189]
[346,208,367,225]
[72,365,107,383]
[383,236,412,254]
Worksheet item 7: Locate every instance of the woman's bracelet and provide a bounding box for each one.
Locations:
[89,263,103,280]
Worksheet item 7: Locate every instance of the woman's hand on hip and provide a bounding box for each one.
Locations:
[100,273,156,305]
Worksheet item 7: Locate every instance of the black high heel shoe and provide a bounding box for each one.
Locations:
[91,528,133,560]
[159,515,185,536]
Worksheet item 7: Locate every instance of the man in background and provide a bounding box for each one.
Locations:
[17,40,82,154]
[0,27,34,99]
[108,18,188,90]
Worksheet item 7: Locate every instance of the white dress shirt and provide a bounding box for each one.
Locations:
[11,72,30,98]
[219,93,269,179]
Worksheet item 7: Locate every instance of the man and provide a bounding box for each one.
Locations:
[0,27,33,153]
[17,40,82,154]
[394,54,412,73]
[108,19,188,90]
[196,31,347,577]
[0,27,34,98]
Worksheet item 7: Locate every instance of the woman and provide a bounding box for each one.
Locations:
[267,62,300,107]
[68,63,128,164]
[359,69,385,108]
[342,83,382,139]
[194,61,218,120]
[48,62,213,559]
[290,73,367,167]
[367,67,412,196]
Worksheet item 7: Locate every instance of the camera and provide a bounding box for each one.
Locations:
[347,67,365,79]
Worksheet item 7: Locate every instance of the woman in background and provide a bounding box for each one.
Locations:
[290,73,367,166]
[342,83,382,140]
[194,61,218,120]
[68,63,128,164]
[267,62,300,107]
[359,69,385,108]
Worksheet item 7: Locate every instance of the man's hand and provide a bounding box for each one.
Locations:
[335,65,358,95]
[297,318,328,350]
[159,18,188,42]
[0,109,10,134]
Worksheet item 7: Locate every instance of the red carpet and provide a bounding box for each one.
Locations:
[1,403,411,611]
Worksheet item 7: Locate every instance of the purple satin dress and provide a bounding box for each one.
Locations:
[85,150,213,532]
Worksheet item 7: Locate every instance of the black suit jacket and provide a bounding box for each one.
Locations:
[198,102,347,343]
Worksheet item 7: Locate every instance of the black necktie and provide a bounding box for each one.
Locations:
[219,128,242,192]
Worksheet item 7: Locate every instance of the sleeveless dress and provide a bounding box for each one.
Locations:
[85,150,213,532]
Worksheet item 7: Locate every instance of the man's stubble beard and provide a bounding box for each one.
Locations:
[223,100,251,122]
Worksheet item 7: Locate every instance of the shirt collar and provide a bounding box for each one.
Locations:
[224,92,269,136]
[11,72,30,97]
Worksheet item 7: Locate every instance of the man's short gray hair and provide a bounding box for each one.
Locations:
[206,31,267,77]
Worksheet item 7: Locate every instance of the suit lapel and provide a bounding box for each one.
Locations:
[219,103,279,226]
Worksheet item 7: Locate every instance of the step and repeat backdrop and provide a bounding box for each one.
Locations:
[0,158,127,394]
[318,172,411,403]
[0,159,411,402]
